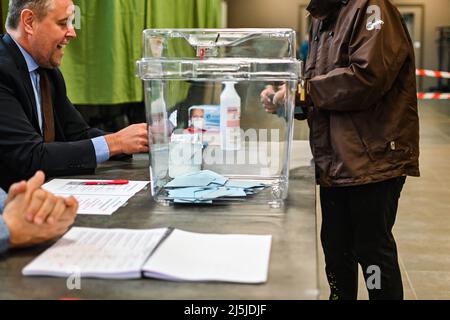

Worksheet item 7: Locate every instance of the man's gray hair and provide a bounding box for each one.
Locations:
[6,0,54,30]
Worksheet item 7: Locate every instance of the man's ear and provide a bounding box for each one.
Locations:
[21,9,36,35]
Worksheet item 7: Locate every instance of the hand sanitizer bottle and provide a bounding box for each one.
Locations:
[220,81,241,150]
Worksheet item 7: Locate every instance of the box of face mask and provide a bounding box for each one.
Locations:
[137,29,301,207]
[187,105,220,145]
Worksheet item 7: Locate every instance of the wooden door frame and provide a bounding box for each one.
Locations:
[396,4,425,90]
[297,5,310,44]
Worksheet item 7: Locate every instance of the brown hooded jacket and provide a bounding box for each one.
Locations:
[304,0,420,186]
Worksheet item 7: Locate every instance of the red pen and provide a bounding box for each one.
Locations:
[83,180,129,185]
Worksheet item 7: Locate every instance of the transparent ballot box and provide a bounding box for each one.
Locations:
[136,29,301,208]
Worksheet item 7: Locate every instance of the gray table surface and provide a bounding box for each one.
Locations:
[0,145,318,300]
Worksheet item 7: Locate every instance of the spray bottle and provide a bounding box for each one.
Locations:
[220,81,241,150]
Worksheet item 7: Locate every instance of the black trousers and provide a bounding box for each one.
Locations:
[320,176,406,300]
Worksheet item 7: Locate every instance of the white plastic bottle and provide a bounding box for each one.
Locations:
[220,81,241,150]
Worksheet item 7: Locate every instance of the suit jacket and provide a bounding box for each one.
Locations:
[0,34,105,190]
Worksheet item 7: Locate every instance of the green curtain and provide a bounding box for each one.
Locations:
[146,0,222,28]
[1,0,7,34]
[59,0,222,105]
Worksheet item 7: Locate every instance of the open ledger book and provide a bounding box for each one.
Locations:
[22,227,272,284]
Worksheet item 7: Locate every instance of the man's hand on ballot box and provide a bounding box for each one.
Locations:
[260,84,287,114]
[105,123,149,157]
[260,82,312,119]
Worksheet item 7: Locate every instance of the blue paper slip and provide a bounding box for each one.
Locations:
[165,176,213,188]
[164,170,268,203]
[167,187,247,201]
[191,170,228,186]
[222,188,248,197]
[225,180,268,189]
[198,187,247,200]
[167,187,208,199]
[165,170,229,189]
[174,199,213,204]
[244,187,266,195]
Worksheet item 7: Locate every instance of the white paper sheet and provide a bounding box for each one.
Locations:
[43,179,149,196]
[23,227,272,284]
[22,227,167,279]
[71,195,130,215]
[142,229,272,283]
[42,179,149,215]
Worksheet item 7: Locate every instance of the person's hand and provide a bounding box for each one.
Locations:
[105,123,149,157]
[7,171,46,223]
[148,117,175,144]
[6,171,78,225]
[5,180,27,206]
[260,84,286,113]
[5,171,47,207]
[2,185,78,249]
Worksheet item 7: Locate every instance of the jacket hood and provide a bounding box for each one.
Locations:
[307,0,348,20]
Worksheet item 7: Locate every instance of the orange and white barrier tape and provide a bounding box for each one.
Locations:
[415,69,449,99]
[417,92,450,100]
[416,69,450,79]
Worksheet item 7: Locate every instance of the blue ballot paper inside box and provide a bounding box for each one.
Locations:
[164,170,269,204]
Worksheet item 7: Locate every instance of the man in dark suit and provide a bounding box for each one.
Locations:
[0,0,149,190]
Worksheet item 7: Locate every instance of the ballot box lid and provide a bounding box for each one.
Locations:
[137,28,301,81]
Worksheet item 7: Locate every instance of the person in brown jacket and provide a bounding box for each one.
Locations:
[262,0,420,300]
